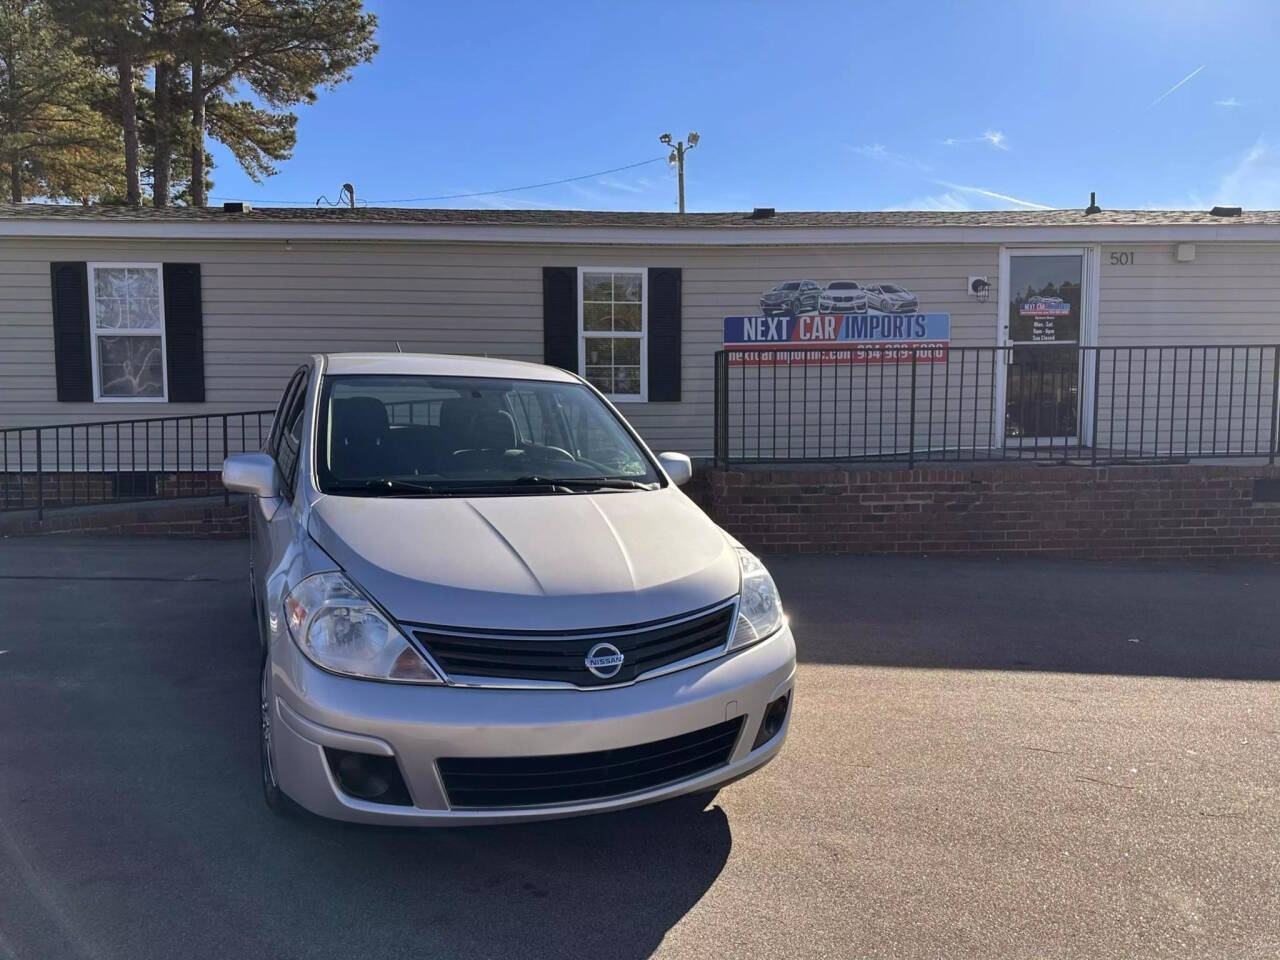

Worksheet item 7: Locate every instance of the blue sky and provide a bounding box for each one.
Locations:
[207,0,1280,212]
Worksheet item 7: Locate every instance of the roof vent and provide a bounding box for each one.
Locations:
[1210,205,1242,217]
[749,207,775,219]
[1084,191,1101,215]
[221,201,252,213]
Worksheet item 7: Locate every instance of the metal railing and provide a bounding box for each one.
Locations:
[714,344,1280,467]
[1,410,275,518]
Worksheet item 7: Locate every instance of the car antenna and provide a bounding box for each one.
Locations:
[394,341,403,353]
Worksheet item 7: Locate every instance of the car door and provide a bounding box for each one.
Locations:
[252,366,308,637]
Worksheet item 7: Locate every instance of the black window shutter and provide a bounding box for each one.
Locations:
[50,262,92,401]
[163,263,205,402]
[542,266,578,372]
[647,267,682,401]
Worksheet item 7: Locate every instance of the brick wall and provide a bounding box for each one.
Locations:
[8,464,1280,560]
[705,463,1280,559]
[0,496,248,538]
[0,471,223,511]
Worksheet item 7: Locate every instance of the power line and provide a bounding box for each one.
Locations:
[210,155,668,207]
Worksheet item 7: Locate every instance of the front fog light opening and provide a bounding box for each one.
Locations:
[752,694,790,749]
[323,748,413,806]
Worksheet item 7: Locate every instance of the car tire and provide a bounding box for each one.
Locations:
[260,651,297,818]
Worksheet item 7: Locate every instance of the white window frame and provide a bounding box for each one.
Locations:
[577,266,647,402]
[87,262,168,403]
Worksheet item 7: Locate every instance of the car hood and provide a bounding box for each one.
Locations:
[308,488,740,630]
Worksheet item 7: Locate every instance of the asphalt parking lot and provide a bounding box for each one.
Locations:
[1,537,1278,960]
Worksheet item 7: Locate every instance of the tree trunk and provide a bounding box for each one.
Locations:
[190,51,205,206]
[153,59,171,207]
[117,50,141,205]
[5,36,19,203]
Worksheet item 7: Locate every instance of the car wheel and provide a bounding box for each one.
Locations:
[260,652,295,817]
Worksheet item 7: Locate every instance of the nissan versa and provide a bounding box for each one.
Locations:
[222,353,795,825]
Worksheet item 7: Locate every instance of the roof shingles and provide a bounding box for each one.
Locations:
[3,203,1280,227]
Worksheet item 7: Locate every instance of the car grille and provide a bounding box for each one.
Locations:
[408,602,736,687]
[437,717,744,808]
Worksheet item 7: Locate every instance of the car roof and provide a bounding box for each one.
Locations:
[319,352,581,382]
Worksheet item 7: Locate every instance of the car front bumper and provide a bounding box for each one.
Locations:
[269,623,796,825]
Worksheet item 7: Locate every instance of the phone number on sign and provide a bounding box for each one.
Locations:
[728,342,949,366]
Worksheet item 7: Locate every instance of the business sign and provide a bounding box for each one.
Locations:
[1018,298,1071,317]
[725,278,951,365]
[723,312,951,366]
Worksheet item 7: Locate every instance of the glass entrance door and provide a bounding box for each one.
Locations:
[1003,252,1085,442]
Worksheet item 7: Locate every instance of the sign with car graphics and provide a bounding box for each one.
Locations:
[726,279,949,365]
[1018,296,1071,317]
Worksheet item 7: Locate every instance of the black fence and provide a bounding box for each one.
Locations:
[714,344,1280,467]
[1,410,275,518]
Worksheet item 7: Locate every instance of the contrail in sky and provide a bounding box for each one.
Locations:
[934,180,1053,210]
[1149,65,1205,108]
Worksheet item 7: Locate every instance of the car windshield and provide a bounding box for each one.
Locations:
[880,284,903,293]
[775,282,800,290]
[316,374,662,495]
[828,282,858,290]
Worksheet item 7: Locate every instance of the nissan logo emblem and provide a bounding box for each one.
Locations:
[584,642,625,680]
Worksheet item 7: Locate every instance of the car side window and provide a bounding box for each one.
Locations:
[506,388,550,445]
[266,369,305,458]
[275,373,309,500]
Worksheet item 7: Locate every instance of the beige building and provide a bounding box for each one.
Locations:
[3,204,1280,461]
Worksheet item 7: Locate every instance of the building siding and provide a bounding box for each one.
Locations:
[3,235,1280,459]
[0,238,1000,457]
[1098,243,1280,344]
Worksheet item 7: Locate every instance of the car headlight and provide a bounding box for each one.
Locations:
[730,547,785,650]
[283,572,441,683]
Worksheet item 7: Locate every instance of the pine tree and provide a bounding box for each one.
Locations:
[180,0,376,206]
[0,0,122,202]
[48,0,153,205]
[148,0,185,205]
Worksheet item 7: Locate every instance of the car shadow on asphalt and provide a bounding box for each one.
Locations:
[767,553,1280,680]
[262,796,732,959]
[0,538,733,960]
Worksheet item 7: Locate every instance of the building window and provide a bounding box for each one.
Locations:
[579,268,646,401]
[88,263,167,401]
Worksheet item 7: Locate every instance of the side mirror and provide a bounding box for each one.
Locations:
[222,453,281,499]
[658,452,692,487]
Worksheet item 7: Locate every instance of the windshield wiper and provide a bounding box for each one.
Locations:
[513,475,658,491]
[327,476,657,497]
[326,478,443,496]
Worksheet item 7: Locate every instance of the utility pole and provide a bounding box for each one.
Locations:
[660,132,699,213]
